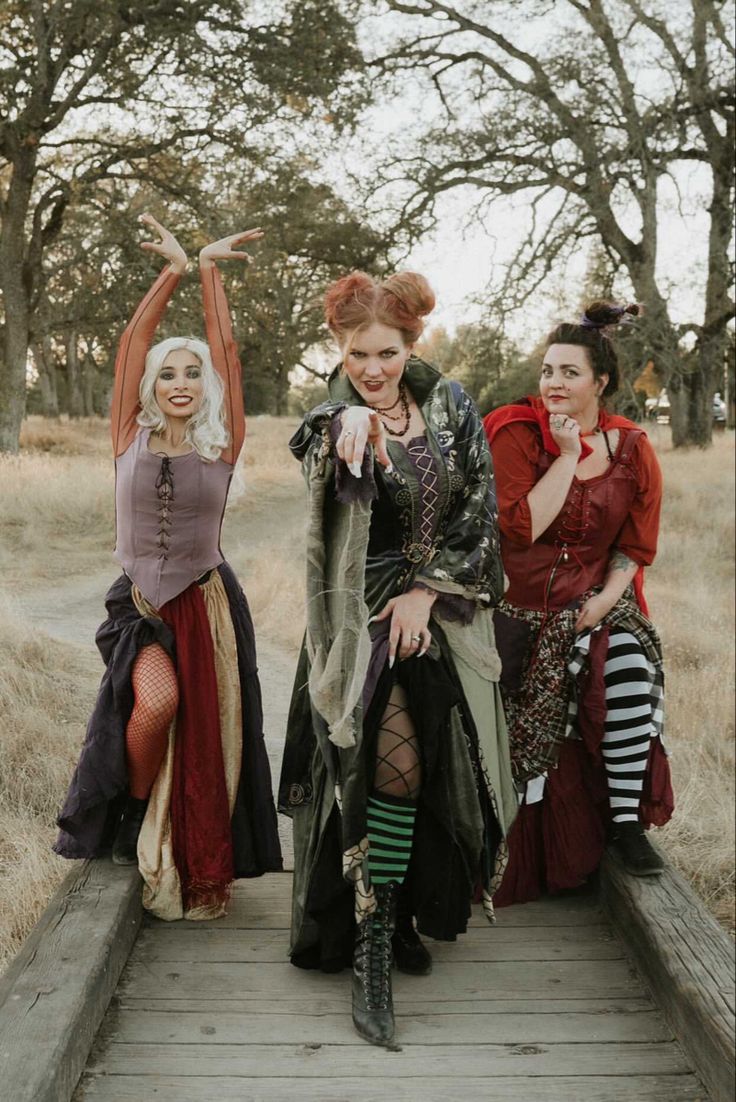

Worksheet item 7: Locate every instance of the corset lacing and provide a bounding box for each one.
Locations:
[154,456,174,561]
[405,438,440,563]
[542,429,616,612]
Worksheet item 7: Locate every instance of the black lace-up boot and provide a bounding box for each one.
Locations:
[112,796,148,866]
[392,883,432,975]
[352,881,397,1046]
[608,821,664,877]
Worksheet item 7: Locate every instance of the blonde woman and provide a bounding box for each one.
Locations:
[55,214,281,920]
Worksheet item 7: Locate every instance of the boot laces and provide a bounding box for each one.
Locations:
[359,918,392,1010]
[359,886,395,1011]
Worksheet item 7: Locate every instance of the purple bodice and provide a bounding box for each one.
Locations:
[114,428,233,608]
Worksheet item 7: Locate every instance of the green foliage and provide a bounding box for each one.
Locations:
[0,0,373,442]
[422,322,535,415]
[287,378,330,416]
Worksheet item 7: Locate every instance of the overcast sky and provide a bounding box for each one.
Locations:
[337,2,718,352]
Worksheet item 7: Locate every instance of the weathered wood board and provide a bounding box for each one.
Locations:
[75,872,707,1102]
[600,851,735,1102]
[76,1073,708,1101]
[0,860,142,1102]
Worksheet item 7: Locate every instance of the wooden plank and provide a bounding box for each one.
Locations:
[600,851,735,1102]
[117,958,644,1001]
[132,926,624,963]
[142,921,614,945]
[75,1073,707,1102]
[0,860,142,1102]
[106,1007,674,1044]
[199,877,606,930]
[87,1040,692,1078]
[116,995,658,1016]
[165,904,607,930]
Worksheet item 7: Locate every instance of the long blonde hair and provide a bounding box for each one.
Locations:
[137,337,229,462]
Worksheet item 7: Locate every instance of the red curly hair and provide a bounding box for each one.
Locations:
[324,270,436,346]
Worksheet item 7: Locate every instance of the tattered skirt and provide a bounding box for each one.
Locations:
[54,562,282,920]
[279,614,515,971]
[493,597,674,906]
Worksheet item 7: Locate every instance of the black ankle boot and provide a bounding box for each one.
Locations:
[112,796,148,866]
[352,881,397,1046]
[608,821,664,877]
[392,883,432,975]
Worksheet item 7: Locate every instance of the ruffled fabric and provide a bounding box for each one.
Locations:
[54,566,282,910]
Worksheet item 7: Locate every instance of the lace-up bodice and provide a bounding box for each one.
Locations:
[114,428,233,608]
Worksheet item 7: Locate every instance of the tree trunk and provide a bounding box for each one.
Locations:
[0,311,31,453]
[0,154,36,454]
[686,160,735,447]
[625,273,715,447]
[66,331,84,418]
[82,355,96,417]
[274,364,289,416]
[668,371,712,448]
[32,338,60,417]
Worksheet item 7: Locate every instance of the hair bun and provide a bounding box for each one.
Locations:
[383,271,436,318]
[323,271,374,332]
[582,300,641,330]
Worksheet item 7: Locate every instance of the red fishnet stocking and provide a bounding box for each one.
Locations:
[125,644,179,799]
[373,684,422,800]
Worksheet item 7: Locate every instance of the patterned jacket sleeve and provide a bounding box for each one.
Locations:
[289,400,347,463]
[415,384,505,605]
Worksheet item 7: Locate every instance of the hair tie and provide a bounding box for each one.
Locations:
[580,305,633,331]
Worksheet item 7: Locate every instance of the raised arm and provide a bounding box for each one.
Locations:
[199,229,263,466]
[110,214,187,457]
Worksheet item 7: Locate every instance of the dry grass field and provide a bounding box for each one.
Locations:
[0,415,733,971]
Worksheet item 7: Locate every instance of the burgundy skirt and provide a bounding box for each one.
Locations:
[54,563,282,884]
[493,617,673,907]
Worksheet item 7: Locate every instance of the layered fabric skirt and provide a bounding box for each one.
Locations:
[279,613,517,972]
[54,562,282,920]
[493,595,674,906]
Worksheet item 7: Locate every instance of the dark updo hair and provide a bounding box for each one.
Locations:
[546,300,641,398]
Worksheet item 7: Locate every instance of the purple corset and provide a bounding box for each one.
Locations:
[114,429,233,608]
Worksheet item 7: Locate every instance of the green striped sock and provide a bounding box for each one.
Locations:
[366,792,417,887]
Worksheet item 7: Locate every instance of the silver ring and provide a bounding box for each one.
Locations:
[411,634,421,643]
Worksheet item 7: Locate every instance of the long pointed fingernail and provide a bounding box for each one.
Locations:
[385,464,394,475]
[348,461,362,478]
[388,655,395,669]
[418,648,427,658]
[367,616,377,624]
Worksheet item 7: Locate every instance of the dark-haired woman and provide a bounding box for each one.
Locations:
[484,302,674,906]
[280,269,517,1045]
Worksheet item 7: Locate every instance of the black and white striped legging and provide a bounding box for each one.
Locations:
[602,630,658,823]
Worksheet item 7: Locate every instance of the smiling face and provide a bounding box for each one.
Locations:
[341,322,411,405]
[539,343,608,426]
[154,348,204,420]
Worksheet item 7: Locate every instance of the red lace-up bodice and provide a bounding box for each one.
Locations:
[490,424,660,612]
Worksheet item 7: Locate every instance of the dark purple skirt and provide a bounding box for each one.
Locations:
[54,562,282,878]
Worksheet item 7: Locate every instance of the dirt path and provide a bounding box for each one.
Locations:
[16,564,298,870]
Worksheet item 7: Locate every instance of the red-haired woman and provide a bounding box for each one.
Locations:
[484,303,674,907]
[279,270,517,1046]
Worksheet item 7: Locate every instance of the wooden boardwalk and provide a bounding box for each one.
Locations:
[73,873,706,1101]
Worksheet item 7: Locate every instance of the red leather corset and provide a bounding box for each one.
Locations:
[502,429,642,611]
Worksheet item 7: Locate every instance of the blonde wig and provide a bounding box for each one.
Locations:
[137,337,230,462]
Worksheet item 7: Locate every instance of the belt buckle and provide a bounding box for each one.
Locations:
[405,541,427,564]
